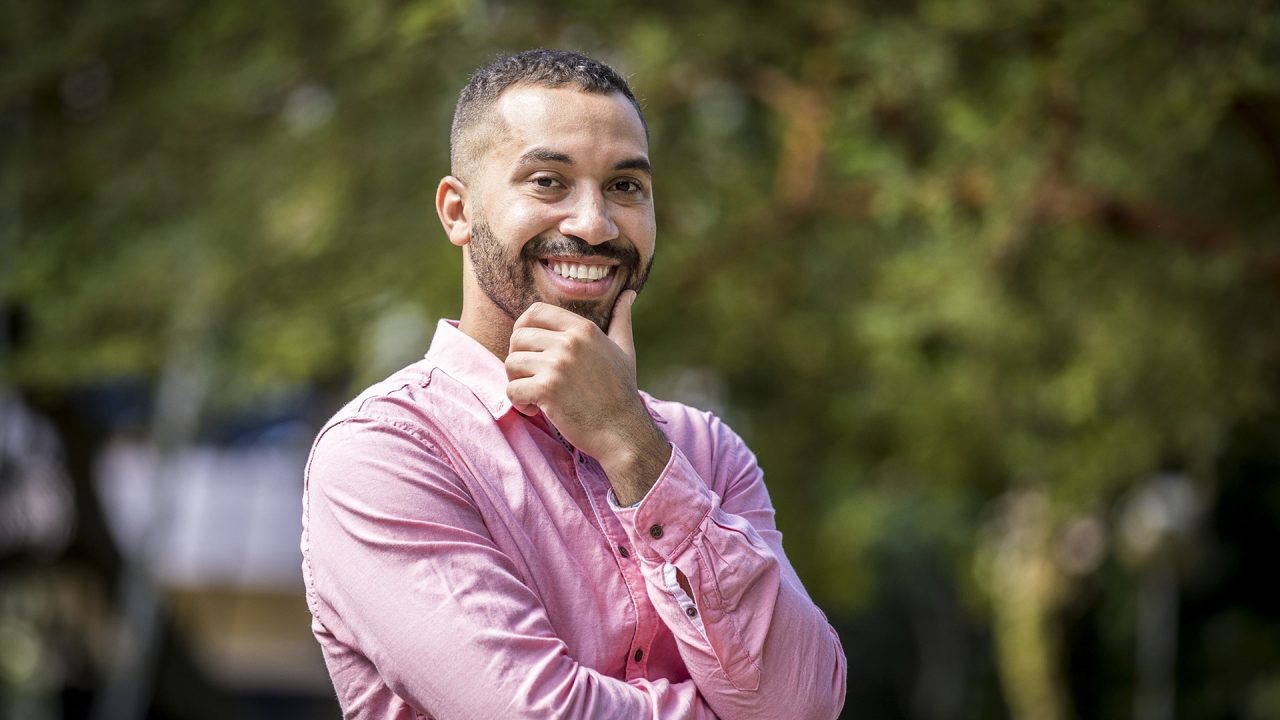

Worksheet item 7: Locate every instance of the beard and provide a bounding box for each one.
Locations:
[469,220,653,331]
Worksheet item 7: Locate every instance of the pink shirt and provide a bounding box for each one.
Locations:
[301,320,847,719]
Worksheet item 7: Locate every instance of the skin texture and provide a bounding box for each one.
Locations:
[435,85,669,504]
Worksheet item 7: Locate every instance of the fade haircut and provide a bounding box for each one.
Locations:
[449,49,647,181]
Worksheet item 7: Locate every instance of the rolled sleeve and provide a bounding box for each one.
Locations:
[612,429,847,720]
[624,447,717,563]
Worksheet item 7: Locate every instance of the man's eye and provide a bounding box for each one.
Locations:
[532,176,561,189]
[612,179,642,193]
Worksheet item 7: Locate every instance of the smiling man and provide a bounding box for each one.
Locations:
[301,50,847,719]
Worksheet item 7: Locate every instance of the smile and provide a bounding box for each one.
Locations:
[542,259,614,283]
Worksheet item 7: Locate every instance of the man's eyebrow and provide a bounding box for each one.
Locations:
[517,148,574,166]
[514,148,652,176]
[614,157,652,175]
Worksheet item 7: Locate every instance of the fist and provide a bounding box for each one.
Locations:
[505,291,669,503]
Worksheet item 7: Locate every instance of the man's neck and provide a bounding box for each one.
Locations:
[457,305,513,360]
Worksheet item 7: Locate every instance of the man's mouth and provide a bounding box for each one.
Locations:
[541,259,615,283]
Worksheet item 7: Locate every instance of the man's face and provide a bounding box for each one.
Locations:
[463,85,656,332]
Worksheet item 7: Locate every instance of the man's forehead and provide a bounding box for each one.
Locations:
[496,84,642,123]
[491,85,648,154]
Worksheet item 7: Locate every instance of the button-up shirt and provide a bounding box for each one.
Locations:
[301,320,847,719]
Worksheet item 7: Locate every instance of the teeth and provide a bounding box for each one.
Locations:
[550,261,609,282]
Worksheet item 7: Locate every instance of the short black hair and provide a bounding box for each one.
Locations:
[449,49,646,180]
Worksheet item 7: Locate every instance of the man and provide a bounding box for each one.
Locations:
[302,49,847,719]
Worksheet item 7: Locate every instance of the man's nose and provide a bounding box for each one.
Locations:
[559,189,618,246]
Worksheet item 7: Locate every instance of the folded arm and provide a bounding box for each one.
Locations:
[613,412,848,720]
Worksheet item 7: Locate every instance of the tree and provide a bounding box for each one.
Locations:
[4,1,1279,717]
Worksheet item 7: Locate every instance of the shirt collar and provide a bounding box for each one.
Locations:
[425,320,515,420]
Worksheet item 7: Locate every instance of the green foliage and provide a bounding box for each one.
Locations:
[4,0,1279,715]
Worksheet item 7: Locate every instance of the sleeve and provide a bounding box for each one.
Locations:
[611,415,848,720]
[303,415,720,720]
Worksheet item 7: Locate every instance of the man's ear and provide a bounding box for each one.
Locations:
[436,176,471,247]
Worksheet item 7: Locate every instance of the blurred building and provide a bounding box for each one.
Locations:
[94,434,333,713]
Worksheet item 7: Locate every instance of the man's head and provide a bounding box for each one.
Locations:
[436,50,656,340]
[449,49,648,182]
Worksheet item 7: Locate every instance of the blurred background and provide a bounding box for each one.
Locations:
[3,0,1279,718]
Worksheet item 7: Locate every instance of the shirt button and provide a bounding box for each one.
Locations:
[618,545,630,558]
[686,606,698,618]
[649,524,663,539]
[633,649,644,662]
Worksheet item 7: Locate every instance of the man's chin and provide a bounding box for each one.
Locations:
[554,297,613,332]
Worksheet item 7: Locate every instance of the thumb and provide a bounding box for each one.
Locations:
[607,289,637,361]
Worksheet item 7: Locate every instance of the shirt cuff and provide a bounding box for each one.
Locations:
[607,489,644,510]
[612,444,716,564]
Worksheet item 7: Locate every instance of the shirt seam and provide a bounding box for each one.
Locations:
[306,374,462,622]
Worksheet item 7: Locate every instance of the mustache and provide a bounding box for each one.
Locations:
[521,235,640,268]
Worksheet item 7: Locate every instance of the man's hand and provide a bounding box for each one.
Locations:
[505,291,670,504]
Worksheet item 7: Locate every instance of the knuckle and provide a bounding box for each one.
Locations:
[569,324,595,345]
[549,356,571,375]
[575,317,597,335]
[547,358,568,379]
[536,376,556,395]
[523,302,548,322]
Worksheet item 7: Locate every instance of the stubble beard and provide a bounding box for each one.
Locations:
[469,220,653,332]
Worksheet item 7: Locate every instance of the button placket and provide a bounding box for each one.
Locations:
[571,452,656,670]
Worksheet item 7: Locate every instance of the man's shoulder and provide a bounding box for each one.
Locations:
[639,391,753,457]
[317,356,488,439]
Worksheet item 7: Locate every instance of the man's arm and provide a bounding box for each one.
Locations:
[503,294,848,720]
[614,416,848,720]
[303,416,719,719]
